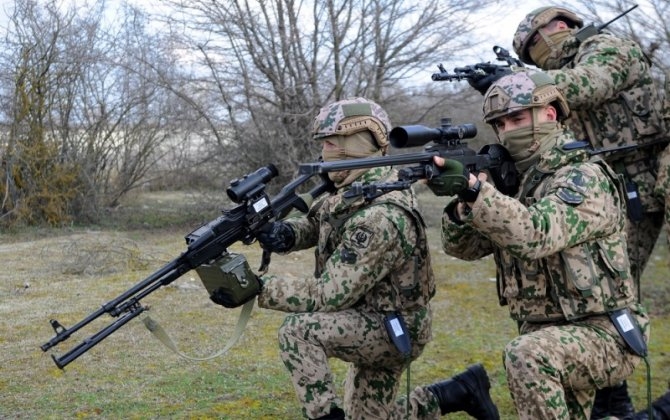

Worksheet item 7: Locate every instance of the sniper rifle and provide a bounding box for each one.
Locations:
[299,117,520,198]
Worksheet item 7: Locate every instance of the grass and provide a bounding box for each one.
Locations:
[1,189,669,419]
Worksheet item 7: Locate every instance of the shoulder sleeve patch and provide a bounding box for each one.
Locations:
[349,226,374,249]
[555,186,585,205]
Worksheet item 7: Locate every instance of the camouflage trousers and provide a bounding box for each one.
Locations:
[625,211,664,291]
[655,143,670,251]
[503,320,644,420]
[278,309,441,419]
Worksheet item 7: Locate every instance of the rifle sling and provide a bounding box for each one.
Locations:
[142,298,255,361]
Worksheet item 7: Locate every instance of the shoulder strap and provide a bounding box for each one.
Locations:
[141,299,255,361]
[519,167,551,199]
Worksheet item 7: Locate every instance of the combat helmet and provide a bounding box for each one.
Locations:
[513,7,583,65]
[483,70,570,124]
[312,97,391,152]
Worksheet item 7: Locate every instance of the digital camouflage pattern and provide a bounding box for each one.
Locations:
[440,129,649,419]
[536,29,668,281]
[483,70,570,123]
[311,97,391,150]
[258,166,440,419]
[504,315,645,420]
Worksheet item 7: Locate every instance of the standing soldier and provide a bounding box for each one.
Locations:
[213,97,499,419]
[430,70,650,420]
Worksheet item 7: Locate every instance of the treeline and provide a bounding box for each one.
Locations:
[0,0,667,227]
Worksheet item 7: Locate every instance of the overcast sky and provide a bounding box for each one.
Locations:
[468,0,579,62]
[0,0,601,82]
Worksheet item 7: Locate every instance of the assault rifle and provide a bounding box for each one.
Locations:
[299,118,520,198]
[41,166,334,369]
[431,45,523,83]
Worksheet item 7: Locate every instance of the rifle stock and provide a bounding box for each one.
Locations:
[41,165,333,369]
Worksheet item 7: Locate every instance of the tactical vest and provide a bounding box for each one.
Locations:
[565,35,668,153]
[313,180,435,313]
[495,150,636,322]
[563,34,669,211]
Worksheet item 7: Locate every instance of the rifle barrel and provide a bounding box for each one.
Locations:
[298,151,437,175]
[51,303,146,369]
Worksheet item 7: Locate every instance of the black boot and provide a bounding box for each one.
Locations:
[627,389,670,420]
[312,407,345,420]
[425,363,500,420]
[592,382,635,419]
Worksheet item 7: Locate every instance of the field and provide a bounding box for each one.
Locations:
[1,190,669,419]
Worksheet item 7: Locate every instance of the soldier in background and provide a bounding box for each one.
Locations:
[216,97,499,419]
[430,70,650,419]
[511,5,668,290]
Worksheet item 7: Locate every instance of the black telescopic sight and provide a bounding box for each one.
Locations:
[227,164,279,203]
[390,119,477,149]
[390,126,442,148]
[442,123,477,140]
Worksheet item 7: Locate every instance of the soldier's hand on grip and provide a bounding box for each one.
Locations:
[468,66,513,95]
[257,222,295,253]
[427,159,470,197]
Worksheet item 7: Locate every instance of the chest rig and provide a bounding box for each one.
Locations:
[495,148,636,322]
[564,35,669,212]
[313,182,435,312]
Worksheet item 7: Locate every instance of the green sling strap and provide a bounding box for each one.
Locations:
[142,298,255,361]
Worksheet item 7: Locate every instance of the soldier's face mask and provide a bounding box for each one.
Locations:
[321,133,381,187]
[496,109,560,172]
[529,27,573,69]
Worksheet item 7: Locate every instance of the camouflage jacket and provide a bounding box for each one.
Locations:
[548,33,668,212]
[441,130,638,323]
[258,167,435,343]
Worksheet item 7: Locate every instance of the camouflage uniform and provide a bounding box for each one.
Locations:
[256,96,444,419]
[513,8,669,283]
[258,166,439,419]
[432,71,651,419]
[441,129,649,419]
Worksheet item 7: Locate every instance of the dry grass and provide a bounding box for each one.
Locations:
[1,190,669,419]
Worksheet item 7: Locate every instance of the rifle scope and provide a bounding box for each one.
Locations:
[390,118,477,148]
[227,164,278,203]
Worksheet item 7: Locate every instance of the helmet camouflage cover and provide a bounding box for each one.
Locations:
[312,97,391,149]
[483,70,570,123]
[513,6,584,65]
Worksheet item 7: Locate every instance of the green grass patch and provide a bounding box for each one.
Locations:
[1,190,669,419]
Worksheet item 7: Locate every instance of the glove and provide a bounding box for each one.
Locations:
[209,276,261,308]
[468,66,513,95]
[257,222,295,252]
[427,159,470,197]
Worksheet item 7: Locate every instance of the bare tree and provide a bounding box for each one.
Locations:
[0,0,82,225]
[156,0,494,187]
[0,0,193,225]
